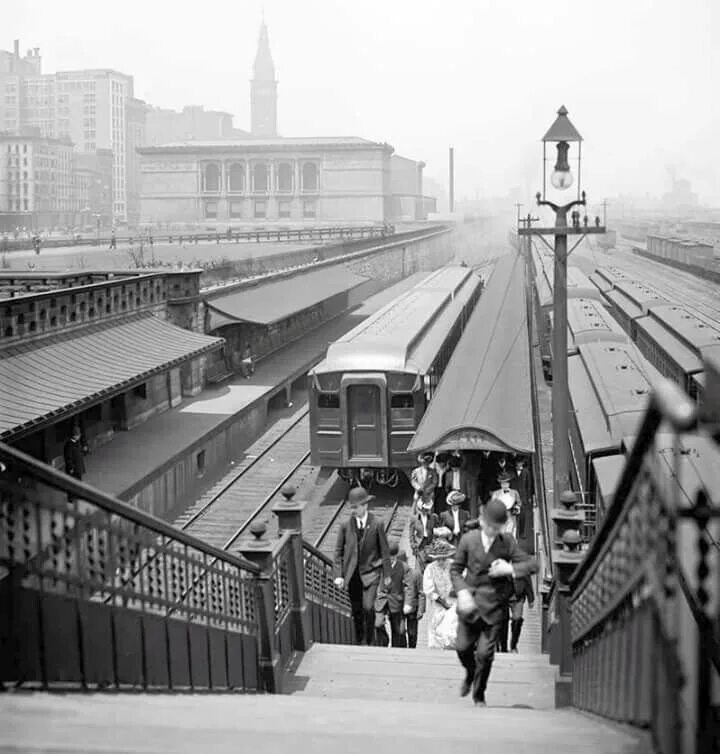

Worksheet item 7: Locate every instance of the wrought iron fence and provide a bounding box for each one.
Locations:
[569,378,720,754]
[0,442,262,692]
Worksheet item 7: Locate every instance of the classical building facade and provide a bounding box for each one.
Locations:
[138,136,430,225]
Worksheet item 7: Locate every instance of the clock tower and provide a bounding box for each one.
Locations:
[251,20,278,137]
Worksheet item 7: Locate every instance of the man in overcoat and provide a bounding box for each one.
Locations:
[334,487,391,645]
[450,498,537,706]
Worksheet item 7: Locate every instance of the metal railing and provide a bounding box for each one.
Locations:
[568,375,720,754]
[0,441,356,694]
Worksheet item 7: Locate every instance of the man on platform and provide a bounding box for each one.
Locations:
[374,541,408,647]
[334,487,391,646]
[450,499,537,707]
[411,452,438,506]
[443,453,477,517]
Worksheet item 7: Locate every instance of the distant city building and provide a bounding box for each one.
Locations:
[251,21,278,137]
[0,40,141,224]
[138,22,430,226]
[138,136,426,225]
[144,105,250,146]
[0,130,75,228]
[73,148,113,230]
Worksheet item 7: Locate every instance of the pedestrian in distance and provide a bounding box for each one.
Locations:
[240,344,255,379]
[451,498,537,707]
[410,451,438,506]
[490,472,522,539]
[439,490,471,546]
[63,423,88,502]
[333,487,391,646]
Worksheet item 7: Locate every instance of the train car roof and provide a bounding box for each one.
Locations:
[648,304,720,353]
[568,341,661,456]
[612,279,668,311]
[591,455,627,511]
[408,251,534,455]
[312,266,478,374]
[603,288,645,321]
[634,316,704,374]
[567,297,628,348]
[533,262,601,309]
[589,272,613,294]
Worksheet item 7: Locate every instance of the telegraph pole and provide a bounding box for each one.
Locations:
[449,147,455,213]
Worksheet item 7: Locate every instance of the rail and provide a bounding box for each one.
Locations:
[568,376,720,753]
[0,441,261,692]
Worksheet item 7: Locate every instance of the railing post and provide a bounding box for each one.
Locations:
[238,522,283,693]
[272,486,312,652]
[550,491,585,708]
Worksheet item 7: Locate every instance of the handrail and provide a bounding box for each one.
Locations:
[0,441,261,574]
[302,539,334,566]
[569,379,696,592]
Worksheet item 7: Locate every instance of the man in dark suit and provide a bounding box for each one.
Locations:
[63,423,88,502]
[334,487,391,646]
[450,498,537,707]
[443,454,477,517]
[374,541,408,647]
[439,490,471,545]
[476,450,496,506]
[409,499,438,573]
[510,457,532,540]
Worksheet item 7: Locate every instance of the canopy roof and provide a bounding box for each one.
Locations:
[206,265,370,327]
[408,251,534,455]
[0,313,223,441]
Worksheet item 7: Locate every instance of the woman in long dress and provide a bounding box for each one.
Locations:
[422,536,458,650]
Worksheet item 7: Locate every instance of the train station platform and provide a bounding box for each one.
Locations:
[82,271,429,517]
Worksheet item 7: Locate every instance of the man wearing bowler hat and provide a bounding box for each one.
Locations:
[450,498,537,706]
[334,487,392,646]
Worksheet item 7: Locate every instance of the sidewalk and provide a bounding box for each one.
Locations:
[83,270,429,500]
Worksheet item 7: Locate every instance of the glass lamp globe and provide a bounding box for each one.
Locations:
[551,168,574,190]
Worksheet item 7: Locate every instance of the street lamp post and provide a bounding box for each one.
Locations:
[518,106,606,509]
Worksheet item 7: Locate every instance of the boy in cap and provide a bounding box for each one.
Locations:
[400,551,425,649]
[374,541,409,647]
[450,498,537,707]
[334,487,392,646]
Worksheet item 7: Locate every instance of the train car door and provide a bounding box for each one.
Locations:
[341,374,388,465]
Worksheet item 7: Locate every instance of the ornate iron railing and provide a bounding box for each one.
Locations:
[569,375,720,754]
[0,442,261,692]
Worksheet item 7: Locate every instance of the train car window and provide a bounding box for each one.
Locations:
[388,373,417,392]
[390,393,414,409]
[315,373,341,392]
[318,393,340,409]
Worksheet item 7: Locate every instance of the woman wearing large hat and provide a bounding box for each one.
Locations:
[422,534,458,650]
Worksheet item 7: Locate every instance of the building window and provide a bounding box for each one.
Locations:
[203,163,220,192]
[254,200,267,219]
[230,200,243,218]
[302,162,318,192]
[133,383,147,400]
[205,201,217,219]
[277,162,293,193]
[252,163,268,193]
[303,200,317,219]
[227,162,245,193]
[278,200,292,219]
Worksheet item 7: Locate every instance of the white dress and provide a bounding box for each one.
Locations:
[491,489,520,538]
[422,560,458,650]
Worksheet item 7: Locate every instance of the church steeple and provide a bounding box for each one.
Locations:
[251,19,278,136]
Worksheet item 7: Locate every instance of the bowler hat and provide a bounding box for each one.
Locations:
[347,487,374,507]
[446,490,466,506]
[483,498,509,526]
[497,471,512,483]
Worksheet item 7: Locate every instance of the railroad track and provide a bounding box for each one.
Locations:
[174,405,313,550]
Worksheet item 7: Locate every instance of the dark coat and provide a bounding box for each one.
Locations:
[63,438,85,478]
[375,559,408,613]
[409,511,439,555]
[450,530,537,625]
[443,468,475,509]
[334,512,391,587]
[513,574,535,604]
[439,508,471,545]
[403,566,426,617]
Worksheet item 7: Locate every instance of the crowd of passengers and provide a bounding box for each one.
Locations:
[335,450,534,654]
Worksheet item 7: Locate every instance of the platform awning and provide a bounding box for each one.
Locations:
[205,266,371,327]
[408,252,534,455]
[0,313,224,440]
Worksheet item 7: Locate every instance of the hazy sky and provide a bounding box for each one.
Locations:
[6,0,720,204]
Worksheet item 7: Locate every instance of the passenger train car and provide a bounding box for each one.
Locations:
[591,267,720,402]
[308,266,484,487]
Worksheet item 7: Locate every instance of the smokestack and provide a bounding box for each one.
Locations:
[13,40,19,57]
[448,147,455,213]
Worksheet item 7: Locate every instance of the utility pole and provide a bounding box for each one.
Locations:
[601,199,609,227]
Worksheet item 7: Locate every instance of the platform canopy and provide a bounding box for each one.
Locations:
[0,313,223,441]
[408,251,535,455]
[205,265,370,327]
